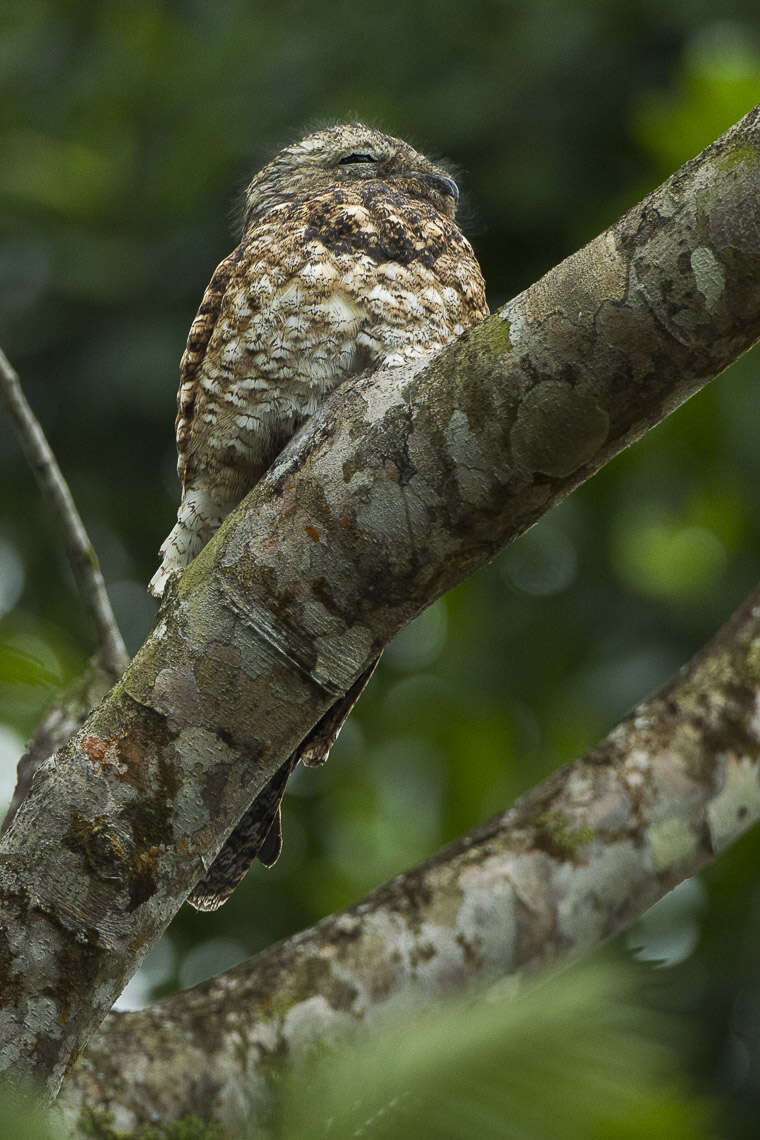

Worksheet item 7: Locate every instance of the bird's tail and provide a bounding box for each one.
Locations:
[149,487,227,597]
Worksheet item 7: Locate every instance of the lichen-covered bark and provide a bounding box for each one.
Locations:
[1,103,760,1097]
[60,585,760,1135]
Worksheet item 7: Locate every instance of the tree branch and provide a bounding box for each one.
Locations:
[60,580,760,1133]
[1,102,759,1098]
[0,348,129,679]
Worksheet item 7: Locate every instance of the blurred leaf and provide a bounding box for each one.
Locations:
[281,958,717,1140]
[0,1081,62,1140]
[0,643,59,688]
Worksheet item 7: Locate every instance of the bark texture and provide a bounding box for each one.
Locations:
[1,103,760,1097]
[61,584,760,1134]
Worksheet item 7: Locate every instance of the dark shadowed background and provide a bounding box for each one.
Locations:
[2,2,760,1135]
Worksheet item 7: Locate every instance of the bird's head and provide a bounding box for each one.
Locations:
[242,122,460,229]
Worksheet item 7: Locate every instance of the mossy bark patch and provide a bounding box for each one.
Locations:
[510,381,610,477]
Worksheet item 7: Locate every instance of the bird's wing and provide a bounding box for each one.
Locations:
[175,246,243,493]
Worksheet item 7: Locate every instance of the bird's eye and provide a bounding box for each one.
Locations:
[339,153,377,165]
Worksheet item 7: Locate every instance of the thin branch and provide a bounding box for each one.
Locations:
[0,347,129,678]
[61,581,760,1134]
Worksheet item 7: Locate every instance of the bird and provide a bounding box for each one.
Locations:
[149,122,489,909]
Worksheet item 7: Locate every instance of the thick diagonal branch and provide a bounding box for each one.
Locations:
[61,581,760,1134]
[1,103,760,1097]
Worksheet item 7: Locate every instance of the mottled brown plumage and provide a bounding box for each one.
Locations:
[150,123,488,909]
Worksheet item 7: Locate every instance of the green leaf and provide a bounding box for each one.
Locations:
[0,644,59,688]
[281,958,716,1140]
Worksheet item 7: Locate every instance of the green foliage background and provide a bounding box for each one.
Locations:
[2,2,760,1135]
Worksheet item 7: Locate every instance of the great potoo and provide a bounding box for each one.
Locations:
[150,122,489,909]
